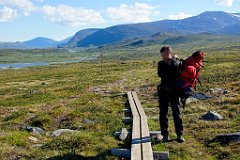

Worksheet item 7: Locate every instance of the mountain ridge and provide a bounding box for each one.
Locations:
[1,11,240,49]
[69,11,240,48]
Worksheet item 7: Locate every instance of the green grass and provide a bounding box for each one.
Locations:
[0,41,239,159]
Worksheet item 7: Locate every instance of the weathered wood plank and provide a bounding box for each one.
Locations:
[132,91,147,117]
[141,117,153,160]
[128,91,154,160]
[131,115,142,160]
[131,91,153,159]
[127,91,139,116]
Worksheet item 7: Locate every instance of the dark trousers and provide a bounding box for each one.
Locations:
[158,88,183,137]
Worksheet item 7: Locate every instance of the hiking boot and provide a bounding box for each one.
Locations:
[161,136,169,143]
[177,135,185,143]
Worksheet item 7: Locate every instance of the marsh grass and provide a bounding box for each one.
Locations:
[0,44,239,159]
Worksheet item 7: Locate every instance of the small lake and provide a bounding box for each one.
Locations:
[0,57,97,69]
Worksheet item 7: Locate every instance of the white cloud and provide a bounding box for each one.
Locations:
[0,0,35,16]
[0,6,17,22]
[168,12,192,20]
[215,0,234,7]
[42,5,105,27]
[106,3,160,23]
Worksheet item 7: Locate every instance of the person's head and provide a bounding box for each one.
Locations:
[160,45,172,61]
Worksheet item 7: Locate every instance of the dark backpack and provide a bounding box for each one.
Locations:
[177,51,204,106]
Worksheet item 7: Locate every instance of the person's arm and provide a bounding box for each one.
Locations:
[157,61,166,78]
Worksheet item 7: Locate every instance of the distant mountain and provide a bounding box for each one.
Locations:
[67,11,240,48]
[58,28,101,48]
[0,36,73,49]
[57,36,74,45]
[1,11,240,49]
[23,37,59,48]
[0,42,33,49]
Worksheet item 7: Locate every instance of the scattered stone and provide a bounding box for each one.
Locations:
[29,89,41,94]
[186,97,199,104]
[82,119,96,124]
[28,136,39,142]
[152,133,163,141]
[214,132,240,144]
[201,111,223,120]
[119,128,129,141]
[32,144,43,148]
[51,129,79,137]
[209,88,230,94]
[25,126,45,135]
[192,92,212,100]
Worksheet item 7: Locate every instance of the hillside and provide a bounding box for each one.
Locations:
[66,11,240,47]
[58,28,101,48]
[23,37,59,48]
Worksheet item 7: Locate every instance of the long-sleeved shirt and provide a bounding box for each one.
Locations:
[158,57,180,89]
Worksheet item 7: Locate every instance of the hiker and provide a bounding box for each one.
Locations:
[157,45,185,143]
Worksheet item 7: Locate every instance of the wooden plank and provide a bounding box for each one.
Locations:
[132,91,154,160]
[127,91,139,116]
[131,116,142,160]
[132,91,147,117]
[141,117,154,160]
[129,91,154,160]
[129,91,142,160]
[113,91,165,160]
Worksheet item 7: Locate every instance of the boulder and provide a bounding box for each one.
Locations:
[25,126,45,135]
[119,128,129,141]
[192,92,212,100]
[186,98,199,104]
[201,111,223,120]
[209,88,230,94]
[51,129,79,137]
[28,136,39,142]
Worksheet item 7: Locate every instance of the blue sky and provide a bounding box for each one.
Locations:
[0,0,240,42]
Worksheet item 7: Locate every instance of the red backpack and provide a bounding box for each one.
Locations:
[177,51,204,103]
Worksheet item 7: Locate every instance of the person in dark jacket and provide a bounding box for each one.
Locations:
[157,45,185,143]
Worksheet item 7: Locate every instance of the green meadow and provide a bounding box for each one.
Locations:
[0,39,239,159]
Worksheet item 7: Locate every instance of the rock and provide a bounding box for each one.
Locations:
[209,88,230,94]
[201,111,223,120]
[186,98,199,104]
[29,89,41,94]
[82,119,96,124]
[192,92,212,100]
[152,133,163,141]
[28,136,39,142]
[119,128,129,141]
[82,119,91,124]
[51,129,79,137]
[25,126,45,135]
[32,144,43,148]
[215,132,240,144]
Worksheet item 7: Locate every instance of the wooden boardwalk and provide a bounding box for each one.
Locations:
[127,91,154,160]
[112,91,169,160]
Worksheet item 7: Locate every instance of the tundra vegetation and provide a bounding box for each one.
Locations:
[0,37,239,159]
